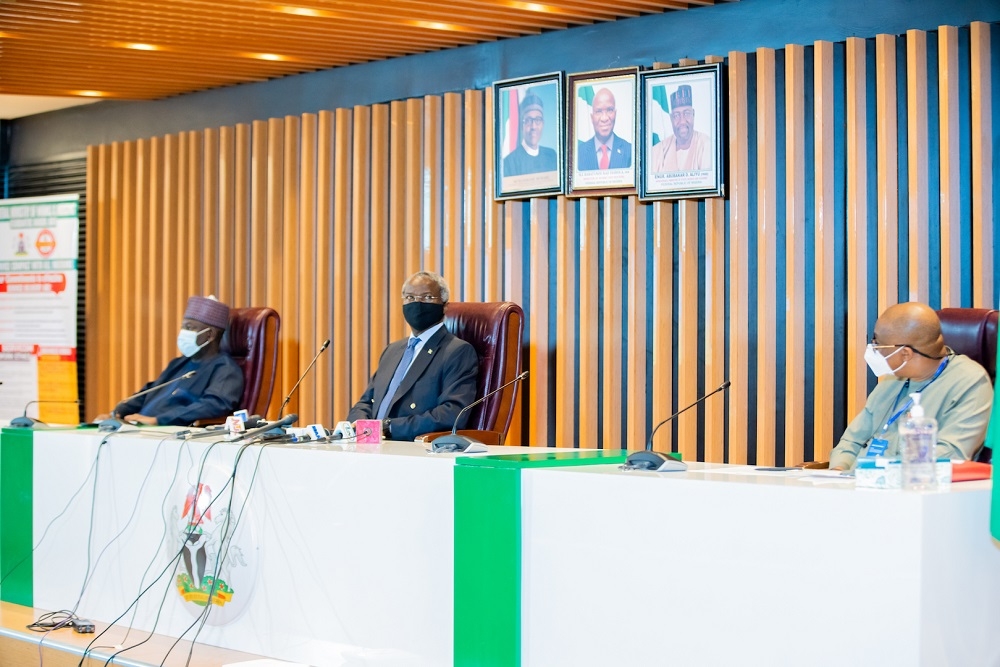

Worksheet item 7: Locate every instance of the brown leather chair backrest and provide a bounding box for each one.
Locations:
[221,307,281,417]
[443,301,525,436]
[937,308,998,383]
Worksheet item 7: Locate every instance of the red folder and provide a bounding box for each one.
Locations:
[951,461,992,483]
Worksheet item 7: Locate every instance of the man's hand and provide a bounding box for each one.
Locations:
[123,414,158,426]
[93,413,111,422]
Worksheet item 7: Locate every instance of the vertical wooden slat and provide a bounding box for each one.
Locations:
[218,126,236,307]
[405,98,424,279]
[175,133,189,315]
[133,139,151,393]
[970,22,994,308]
[161,135,179,373]
[463,90,485,301]
[627,197,648,452]
[676,200,699,462]
[484,87,504,302]
[727,51,750,464]
[555,197,577,448]
[907,29,930,302]
[147,137,164,378]
[266,117,284,317]
[371,104,391,373]
[202,128,219,297]
[388,100,409,340]
[85,146,104,416]
[703,55,727,464]
[332,108,353,418]
[846,37,869,420]
[249,120,268,307]
[423,95,443,270]
[938,25,962,308]
[528,198,550,448]
[876,34,899,314]
[814,41,837,461]
[233,123,252,307]
[298,113,318,423]
[442,92,464,295]
[316,110,335,426]
[755,47,778,467]
[503,193,524,445]
[603,197,624,451]
[350,106,371,401]
[121,140,136,395]
[652,200,674,455]
[280,115,300,416]
[784,44,806,467]
[578,199,599,451]
[185,131,203,301]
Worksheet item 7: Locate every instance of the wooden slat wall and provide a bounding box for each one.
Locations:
[85,22,999,463]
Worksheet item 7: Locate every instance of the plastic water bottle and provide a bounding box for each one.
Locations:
[898,393,937,491]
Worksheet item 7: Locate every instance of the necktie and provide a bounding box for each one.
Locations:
[599,144,609,169]
[376,337,419,420]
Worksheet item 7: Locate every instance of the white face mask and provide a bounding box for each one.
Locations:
[864,343,907,378]
[177,327,211,358]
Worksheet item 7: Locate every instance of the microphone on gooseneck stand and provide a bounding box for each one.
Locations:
[10,399,82,429]
[430,370,529,453]
[98,370,197,432]
[229,413,298,443]
[279,338,331,419]
[623,380,731,472]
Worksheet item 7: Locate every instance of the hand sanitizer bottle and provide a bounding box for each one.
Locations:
[898,393,938,491]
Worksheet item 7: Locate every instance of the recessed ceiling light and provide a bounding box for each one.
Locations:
[75,90,106,97]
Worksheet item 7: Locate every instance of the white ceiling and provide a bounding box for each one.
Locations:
[1,95,99,121]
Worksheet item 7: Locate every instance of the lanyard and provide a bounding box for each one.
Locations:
[878,355,950,435]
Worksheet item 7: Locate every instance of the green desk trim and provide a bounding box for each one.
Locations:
[0,428,33,606]
[453,449,626,666]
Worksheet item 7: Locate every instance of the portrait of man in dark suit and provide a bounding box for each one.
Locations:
[346,271,478,441]
[576,87,633,171]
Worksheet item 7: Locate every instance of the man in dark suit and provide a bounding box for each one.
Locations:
[347,271,478,441]
[576,87,633,170]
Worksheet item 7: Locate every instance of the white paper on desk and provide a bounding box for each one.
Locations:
[796,473,856,485]
[698,465,808,476]
[224,660,310,667]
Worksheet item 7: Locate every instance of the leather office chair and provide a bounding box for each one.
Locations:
[221,306,281,418]
[802,307,998,467]
[417,301,525,446]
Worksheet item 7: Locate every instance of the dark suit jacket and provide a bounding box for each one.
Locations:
[576,133,633,170]
[347,326,479,441]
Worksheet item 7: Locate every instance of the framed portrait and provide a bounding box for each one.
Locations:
[639,63,725,200]
[566,67,639,197]
[493,72,565,200]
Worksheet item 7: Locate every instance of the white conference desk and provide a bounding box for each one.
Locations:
[518,462,1000,667]
[19,428,554,667]
[4,428,999,667]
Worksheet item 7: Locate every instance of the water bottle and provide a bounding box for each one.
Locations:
[898,393,937,491]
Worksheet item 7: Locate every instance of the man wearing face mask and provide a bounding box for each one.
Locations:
[828,302,993,470]
[94,295,244,426]
[346,271,478,441]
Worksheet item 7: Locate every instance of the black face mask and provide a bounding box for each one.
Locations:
[403,302,445,332]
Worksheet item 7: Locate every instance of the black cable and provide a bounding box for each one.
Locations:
[80,437,230,667]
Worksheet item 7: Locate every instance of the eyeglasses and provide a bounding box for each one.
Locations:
[870,335,944,360]
[402,293,442,303]
[522,116,544,127]
[671,108,695,121]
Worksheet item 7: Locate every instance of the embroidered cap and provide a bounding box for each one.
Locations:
[519,92,544,116]
[184,295,230,330]
[670,84,693,109]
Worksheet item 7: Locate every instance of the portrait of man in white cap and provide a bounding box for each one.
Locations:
[650,83,713,173]
[94,295,244,425]
[502,91,559,177]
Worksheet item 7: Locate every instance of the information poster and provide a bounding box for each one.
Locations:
[0,194,80,425]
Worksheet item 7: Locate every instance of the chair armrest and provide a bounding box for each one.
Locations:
[193,416,227,427]
[796,461,830,469]
[415,429,505,446]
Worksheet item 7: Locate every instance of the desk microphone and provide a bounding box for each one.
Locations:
[624,380,731,471]
[278,339,330,418]
[430,370,529,453]
[229,413,298,442]
[98,370,197,432]
[10,399,82,428]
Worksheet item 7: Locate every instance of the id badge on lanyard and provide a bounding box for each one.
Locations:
[863,356,949,458]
